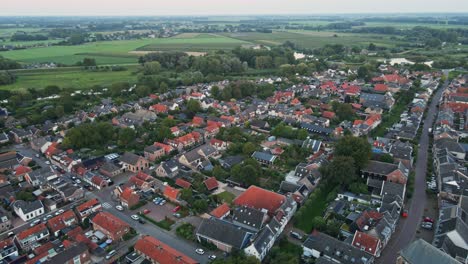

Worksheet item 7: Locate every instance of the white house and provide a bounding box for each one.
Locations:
[12,200,44,222]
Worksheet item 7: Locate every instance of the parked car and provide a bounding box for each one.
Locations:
[138,219,146,224]
[30,219,41,227]
[401,210,408,218]
[208,255,217,260]
[173,206,181,212]
[105,250,117,260]
[143,209,151,214]
[290,231,303,240]
[195,248,205,255]
[160,199,166,205]
[116,205,124,211]
[173,213,181,218]
[58,209,64,214]
[423,217,434,223]
[131,215,140,221]
[7,232,14,237]
[421,222,433,230]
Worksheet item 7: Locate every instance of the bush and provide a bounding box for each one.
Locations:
[176,223,195,241]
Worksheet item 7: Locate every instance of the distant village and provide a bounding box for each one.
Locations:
[0,62,467,264]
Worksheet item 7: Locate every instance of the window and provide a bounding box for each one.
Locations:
[73,255,81,264]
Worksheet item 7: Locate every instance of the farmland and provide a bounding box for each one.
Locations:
[0,66,139,90]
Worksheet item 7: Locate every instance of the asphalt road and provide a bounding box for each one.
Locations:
[377,78,446,263]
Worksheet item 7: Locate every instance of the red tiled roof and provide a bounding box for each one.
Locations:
[374,84,388,92]
[351,103,362,109]
[150,104,168,113]
[0,238,13,249]
[154,142,173,153]
[92,212,129,235]
[205,124,219,133]
[120,187,140,203]
[203,177,218,191]
[163,186,180,201]
[76,198,100,212]
[91,176,105,186]
[17,223,48,240]
[175,178,192,189]
[15,165,32,176]
[210,203,230,218]
[352,231,380,256]
[234,186,286,214]
[47,210,77,233]
[135,236,197,264]
[322,111,336,119]
[192,116,204,126]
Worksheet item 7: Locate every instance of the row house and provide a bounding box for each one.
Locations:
[74,198,102,221]
[144,145,165,162]
[91,212,130,241]
[46,210,78,237]
[120,152,149,173]
[15,223,50,250]
[167,131,202,151]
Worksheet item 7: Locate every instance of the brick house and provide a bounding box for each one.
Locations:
[91,212,130,241]
[134,236,197,264]
[119,187,140,208]
[144,145,165,162]
[15,223,50,250]
[46,210,78,237]
[74,199,102,221]
[120,152,149,173]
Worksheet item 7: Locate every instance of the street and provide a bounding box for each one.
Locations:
[377,77,446,263]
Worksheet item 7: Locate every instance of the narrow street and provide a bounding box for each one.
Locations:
[378,77,446,263]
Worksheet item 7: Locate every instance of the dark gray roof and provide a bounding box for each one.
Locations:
[144,145,162,153]
[220,155,244,168]
[183,149,203,164]
[279,181,301,194]
[362,160,398,175]
[252,151,276,163]
[435,138,464,154]
[100,162,121,173]
[303,232,373,264]
[13,200,43,214]
[43,243,88,264]
[381,181,405,198]
[196,218,251,249]
[400,239,459,264]
[300,122,333,135]
[120,152,142,165]
[232,206,265,231]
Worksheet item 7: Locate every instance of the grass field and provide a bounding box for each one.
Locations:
[222,30,406,49]
[0,33,251,65]
[1,67,138,90]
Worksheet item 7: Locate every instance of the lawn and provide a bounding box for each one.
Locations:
[294,186,330,233]
[213,191,236,203]
[0,66,138,90]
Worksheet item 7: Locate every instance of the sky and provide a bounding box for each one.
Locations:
[1,0,468,16]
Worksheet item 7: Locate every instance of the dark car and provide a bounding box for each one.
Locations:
[138,219,146,224]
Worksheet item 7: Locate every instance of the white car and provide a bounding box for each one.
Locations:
[131,215,140,221]
[58,209,64,214]
[115,205,124,211]
[195,248,205,255]
[208,255,216,260]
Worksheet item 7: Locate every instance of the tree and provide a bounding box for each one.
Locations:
[379,153,394,163]
[193,199,208,212]
[186,99,201,117]
[320,156,357,187]
[135,85,151,97]
[334,136,371,169]
[143,61,162,75]
[335,103,354,121]
[279,64,295,76]
[180,188,193,202]
[296,62,309,75]
[211,85,220,99]
[82,58,96,67]
[242,142,257,156]
[357,65,371,81]
[118,128,136,146]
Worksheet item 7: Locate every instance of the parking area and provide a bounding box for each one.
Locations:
[136,199,178,222]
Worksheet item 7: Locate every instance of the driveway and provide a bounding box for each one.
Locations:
[377,78,446,263]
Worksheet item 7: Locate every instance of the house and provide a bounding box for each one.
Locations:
[0,151,18,170]
[119,187,140,208]
[129,171,156,192]
[135,236,197,264]
[210,138,228,151]
[156,160,179,178]
[362,160,408,185]
[15,165,32,182]
[175,178,192,189]
[302,231,374,264]
[74,198,102,221]
[25,166,58,187]
[15,223,49,250]
[10,128,32,143]
[154,142,174,155]
[163,186,180,203]
[0,132,9,144]
[42,242,90,264]
[99,162,123,178]
[0,208,11,233]
[168,132,202,150]
[120,152,149,173]
[232,206,265,232]
[91,212,130,241]
[204,177,219,192]
[0,238,18,263]
[196,218,252,253]
[352,231,382,257]
[302,138,322,153]
[233,186,286,215]
[251,151,277,166]
[12,200,44,222]
[219,155,244,169]
[46,210,78,237]
[149,103,168,114]
[210,203,230,219]
[398,239,459,264]
[144,145,165,162]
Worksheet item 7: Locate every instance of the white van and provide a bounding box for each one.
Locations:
[105,250,117,260]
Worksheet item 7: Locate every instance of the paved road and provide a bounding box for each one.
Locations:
[378,77,446,263]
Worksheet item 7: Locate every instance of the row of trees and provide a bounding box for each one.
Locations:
[211,81,275,101]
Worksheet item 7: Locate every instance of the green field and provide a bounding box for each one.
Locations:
[0,33,251,65]
[1,67,138,90]
[222,30,406,49]
[136,33,251,52]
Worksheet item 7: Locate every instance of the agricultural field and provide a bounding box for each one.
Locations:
[357,21,468,30]
[136,33,251,52]
[0,33,251,65]
[1,66,138,90]
[222,30,407,49]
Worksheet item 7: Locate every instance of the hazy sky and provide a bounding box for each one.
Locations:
[1,0,468,16]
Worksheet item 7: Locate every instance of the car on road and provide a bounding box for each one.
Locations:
[30,219,41,227]
[290,231,303,240]
[116,205,124,211]
[35,154,40,158]
[105,250,117,260]
[208,255,217,260]
[138,219,146,224]
[131,215,140,221]
[143,209,151,214]
[58,209,64,214]
[423,217,434,223]
[7,232,14,237]
[173,206,181,212]
[401,210,408,218]
[421,222,433,230]
[195,248,205,255]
